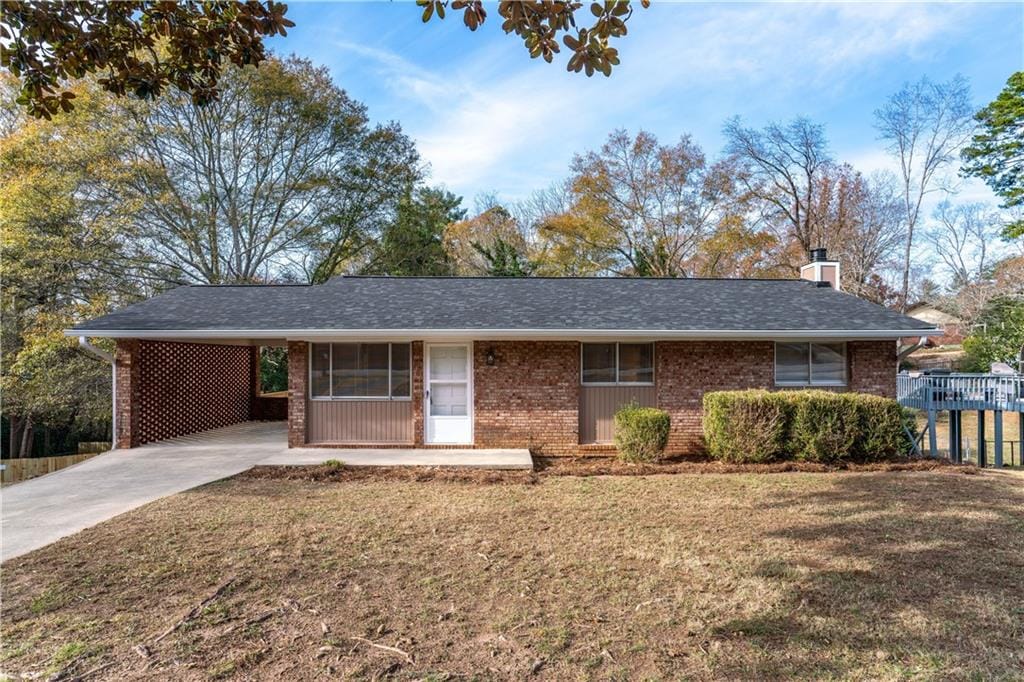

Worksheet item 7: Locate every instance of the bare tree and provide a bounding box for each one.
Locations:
[723,116,833,259]
[874,75,975,310]
[838,171,906,299]
[118,56,420,284]
[925,201,1004,288]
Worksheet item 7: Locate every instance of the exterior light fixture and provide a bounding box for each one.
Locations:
[485,347,496,366]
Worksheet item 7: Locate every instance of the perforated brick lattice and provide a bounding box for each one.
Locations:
[135,341,253,445]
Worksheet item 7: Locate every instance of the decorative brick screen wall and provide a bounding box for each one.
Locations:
[473,341,580,455]
[115,340,256,447]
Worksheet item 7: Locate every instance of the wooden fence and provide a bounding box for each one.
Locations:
[1,453,100,485]
[78,441,112,454]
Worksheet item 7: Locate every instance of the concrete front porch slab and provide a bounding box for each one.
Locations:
[262,448,534,470]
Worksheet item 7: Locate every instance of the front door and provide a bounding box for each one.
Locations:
[425,344,472,444]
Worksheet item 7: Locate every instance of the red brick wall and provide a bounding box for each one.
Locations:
[412,342,425,446]
[656,341,776,454]
[282,339,898,454]
[848,340,897,397]
[116,340,254,447]
[287,340,308,447]
[114,339,141,449]
[473,341,580,455]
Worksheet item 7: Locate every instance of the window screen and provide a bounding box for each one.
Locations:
[582,343,654,385]
[310,343,331,397]
[310,343,412,398]
[618,343,654,383]
[582,343,616,383]
[775,342,847,385]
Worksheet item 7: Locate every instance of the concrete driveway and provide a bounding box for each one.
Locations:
[1,422,532,562]
[1,421,286,562]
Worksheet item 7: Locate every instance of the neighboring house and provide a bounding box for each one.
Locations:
[67,251,937,456]
[905,302,965,346]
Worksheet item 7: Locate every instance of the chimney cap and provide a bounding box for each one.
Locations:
[809,248,829,262]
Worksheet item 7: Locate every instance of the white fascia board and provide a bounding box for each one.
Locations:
[66,327,942,341]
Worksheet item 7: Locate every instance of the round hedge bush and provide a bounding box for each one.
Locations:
[613,403,671,463]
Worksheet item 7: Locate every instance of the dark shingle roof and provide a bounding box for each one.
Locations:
[70,276,936,336]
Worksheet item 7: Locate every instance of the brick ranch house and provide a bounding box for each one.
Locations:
[68,254,938,456]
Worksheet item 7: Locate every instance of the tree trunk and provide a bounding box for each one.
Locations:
[900,225,913,312]
[7,415,18,458]
[19,417,33,459]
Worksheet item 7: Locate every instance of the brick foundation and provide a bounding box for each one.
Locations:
[115,340,258,447]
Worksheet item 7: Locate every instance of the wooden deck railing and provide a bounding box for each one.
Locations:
[897,373,1024,412]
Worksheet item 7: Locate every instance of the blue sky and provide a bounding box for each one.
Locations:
[277,1,1022,207]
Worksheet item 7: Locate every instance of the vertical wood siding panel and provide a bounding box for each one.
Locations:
[306,401,413,444]
[579,385,656,444]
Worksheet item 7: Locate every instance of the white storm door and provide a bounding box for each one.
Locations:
[425,344,473,444]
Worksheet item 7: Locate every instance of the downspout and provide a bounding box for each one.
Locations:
[898,336,930,363]
[78,337,117,451]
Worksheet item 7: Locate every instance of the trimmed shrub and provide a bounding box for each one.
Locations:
[703,389,912,463]
[703,390,791,463]
[614,403,670,463]
[852,395,915,460]
[789,392,861,462]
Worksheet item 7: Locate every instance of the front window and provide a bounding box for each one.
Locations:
[581,343,654,385]
[310,343,412,399]
[775,342,847,386]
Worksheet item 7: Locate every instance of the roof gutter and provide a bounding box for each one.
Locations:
[77,337,117,451]
[66,327,942,341]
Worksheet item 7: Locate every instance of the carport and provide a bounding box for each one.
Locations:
[104,338,288,448]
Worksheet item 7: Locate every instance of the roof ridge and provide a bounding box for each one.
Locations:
[330,275,804,283]
[187,283,313,288]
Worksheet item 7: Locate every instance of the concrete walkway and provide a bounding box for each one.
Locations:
[1,422,532,562]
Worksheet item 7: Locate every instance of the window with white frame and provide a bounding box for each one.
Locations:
[310,342,411,399]
[581,343,654,385]
[774,342,847,386]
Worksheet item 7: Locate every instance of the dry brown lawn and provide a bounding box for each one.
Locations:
[3,467,1023,680]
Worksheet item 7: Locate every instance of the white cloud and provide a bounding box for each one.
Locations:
[332,38,589,197]
[331,2,988,203]
[332,39,458,112]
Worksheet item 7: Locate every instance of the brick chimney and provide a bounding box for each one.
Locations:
[800,248,840,290]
